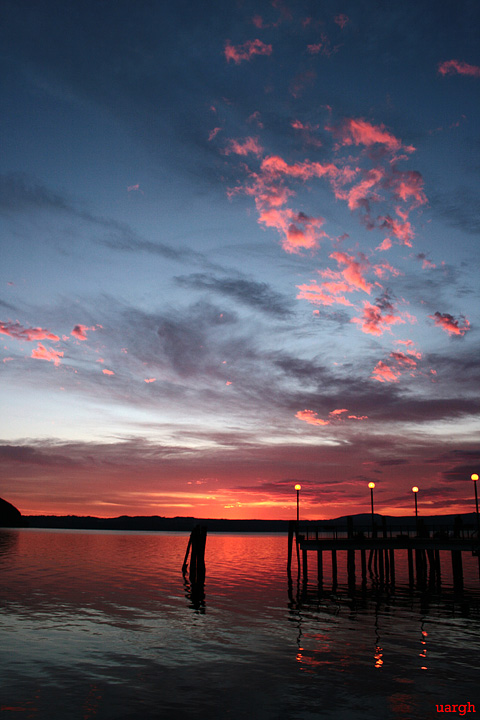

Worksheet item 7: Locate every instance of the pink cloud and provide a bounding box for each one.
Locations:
[31,343,63,366]
[371,351,419,383]
[416,253,436,269]
[144,378,156,383]
[295,410,330,426]
[72,324,94,341]
[334,167,385,211]
[0,321,59,343]
[429,312,470,336]
[127,184,140,192]
[296,280,353,307]
[376,238,392,251]
[330,251,373,293]
[225,136,264,157]
[247,111,264,128]
[395,339,422,359]
[372,261,402,279]
[378,215,414,246]
[252,15,264,28]
[102,368,115,375]
[296,408,367,426]
[307,43,323,55]
[334,13,349,28]
[438,60,480,77]
[371,360,401,383]
[352,295,406,336]
[329,118,415,153]
[208,127,222,141]
[224,39,272,64]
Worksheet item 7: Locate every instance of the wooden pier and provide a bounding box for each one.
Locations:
[287,517,480,590]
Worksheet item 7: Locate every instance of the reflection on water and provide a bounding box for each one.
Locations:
[1,529,479,720]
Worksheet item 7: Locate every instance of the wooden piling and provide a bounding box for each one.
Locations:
[331,549,338,587]
[407,548,414,585]
[361,549,367,582]
[317,550,323,586]
[389,548,395,585]
[183,525,207,584]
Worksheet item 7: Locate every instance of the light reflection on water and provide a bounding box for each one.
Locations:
[1,529,479,720]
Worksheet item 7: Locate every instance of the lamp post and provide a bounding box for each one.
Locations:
[472,474,479,536]
[368,482,375,536]
[412,486,419,518]
[294,484,301,525]
[412,486,419,535]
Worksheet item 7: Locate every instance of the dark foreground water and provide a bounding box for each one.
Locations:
[1,529,479,720]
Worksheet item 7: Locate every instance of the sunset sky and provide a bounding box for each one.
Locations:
[1,0,479,520]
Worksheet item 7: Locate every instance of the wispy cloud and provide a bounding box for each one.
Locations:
[224,39,272,64]
[175,273,293,317]
[438,60,480,77]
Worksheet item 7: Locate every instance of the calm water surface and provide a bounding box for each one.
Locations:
[1,529,479,719]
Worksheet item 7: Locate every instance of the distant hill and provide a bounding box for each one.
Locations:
[0,497,28,527]
[22,512,478,533]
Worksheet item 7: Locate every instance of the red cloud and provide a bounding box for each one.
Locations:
[329,118,415,153]
[429,312,470,336]
[225,136,264,157]
[0,321,59,342]
[224,39,272,64]
[438,60,480,77]
[72,324,94,341]
[31,343,63,366]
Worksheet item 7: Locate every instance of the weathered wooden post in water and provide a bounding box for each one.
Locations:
[182,525,207,584]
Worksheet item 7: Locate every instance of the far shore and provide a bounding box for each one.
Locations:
[11,511,478,533]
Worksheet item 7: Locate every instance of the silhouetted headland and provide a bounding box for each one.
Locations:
[0,497,28,527]
[21,512,478,533]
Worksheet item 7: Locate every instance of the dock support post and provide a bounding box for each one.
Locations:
[389,548,395,585]
[331,550,338,588]
[287,520,294,573]
[361,549,367,583]
[451,550,463,591]
[317,550,323,587]
[378,546,384,582]
[302,548,308,582]
[407,548,414,585]
[347,549,355,590]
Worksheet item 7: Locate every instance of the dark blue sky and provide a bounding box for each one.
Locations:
[1,0,479,518]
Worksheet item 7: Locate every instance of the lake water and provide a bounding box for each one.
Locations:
[1,529,479,719]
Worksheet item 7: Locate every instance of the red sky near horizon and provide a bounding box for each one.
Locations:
[1,0,479,520]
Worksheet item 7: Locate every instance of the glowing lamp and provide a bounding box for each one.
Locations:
[471,474,479,482]
[368,482,375,489]
[294,484,302,491]
[412,486,419,493]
